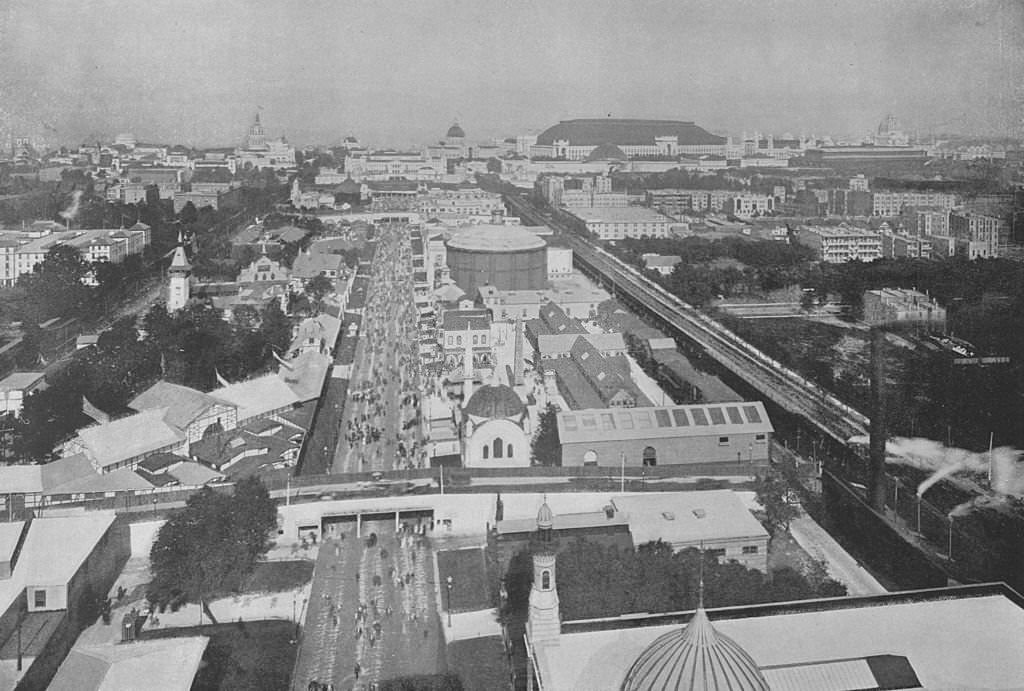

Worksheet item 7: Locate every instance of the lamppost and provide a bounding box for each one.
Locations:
[446,576,453,627]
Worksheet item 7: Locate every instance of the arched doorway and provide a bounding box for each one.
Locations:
[642,446,657,467]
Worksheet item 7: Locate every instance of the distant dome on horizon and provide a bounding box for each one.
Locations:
[447,122,466,139]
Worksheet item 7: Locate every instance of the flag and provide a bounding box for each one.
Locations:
[82,397,111,425]
[272,350,293,371]
[215,368,230,387]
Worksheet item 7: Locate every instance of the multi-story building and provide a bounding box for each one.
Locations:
[949,210,1008,258]
[724,193,774,218]
[418,187,505,223]
[871,190,958,216]
[849,174,870,192]
[530,119,727,160]
[882,233,932,259]
[863,288,946,330]
[794,225,882,263]
[916,210,950,237]
[567,207,671,241]
[7,227,151,282]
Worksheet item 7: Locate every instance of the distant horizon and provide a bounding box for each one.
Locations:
[1,1,1021,149]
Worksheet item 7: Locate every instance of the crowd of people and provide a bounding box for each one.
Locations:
[335,224,425,474]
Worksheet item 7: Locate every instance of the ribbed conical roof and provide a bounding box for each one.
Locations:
[169,244,191,272]
[536,501,554,530]
[620,608,768,691]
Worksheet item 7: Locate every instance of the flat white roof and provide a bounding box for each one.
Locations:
[0,465,43,494]
[612,491,768,547]
[0,512,117,615]
[0,522,26,565]
[569,207,670,223]
[537,591,1024,691]
[0,371,45,392]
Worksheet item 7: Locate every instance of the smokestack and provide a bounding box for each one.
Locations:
[868,326,888,511]
[513,317,524,386]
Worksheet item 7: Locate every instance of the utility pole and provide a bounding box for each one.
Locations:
[620,452,625,493]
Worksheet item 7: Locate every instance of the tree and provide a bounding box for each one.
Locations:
[304,274,334,305]
[259,299,292,357]
[147,479,277,615]
[754,468,800,535]
[17,244,95,323]
[530,403,561,466]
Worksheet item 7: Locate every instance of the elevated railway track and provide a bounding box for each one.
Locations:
[506,193,868,444]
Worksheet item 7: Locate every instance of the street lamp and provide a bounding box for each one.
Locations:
[446,576,453,627]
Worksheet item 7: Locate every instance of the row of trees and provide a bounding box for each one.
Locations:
[503,539,846,623]
[147,478,277,617]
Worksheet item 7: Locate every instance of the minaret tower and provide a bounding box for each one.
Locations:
[168,233,192,311]
[528,498,560,644]
[462,323,474,403]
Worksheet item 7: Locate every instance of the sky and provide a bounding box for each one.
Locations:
[0,0,1021,148]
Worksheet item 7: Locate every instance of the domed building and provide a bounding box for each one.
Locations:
[620,608,768,691]
[462,383,531,468]
[446,121,466,146]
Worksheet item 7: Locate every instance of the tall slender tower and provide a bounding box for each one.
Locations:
[168,234,192,311]
[528,499,560,644]
[513,316,525,386]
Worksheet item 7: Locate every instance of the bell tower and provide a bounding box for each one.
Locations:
[168,233,192,311]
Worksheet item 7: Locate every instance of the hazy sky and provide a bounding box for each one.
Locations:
[1,0,1021,148]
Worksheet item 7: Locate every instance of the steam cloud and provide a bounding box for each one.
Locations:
[59,189,84,222]
[849,434,1024,509]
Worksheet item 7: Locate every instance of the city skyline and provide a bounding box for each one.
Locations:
[1,0,1022,148]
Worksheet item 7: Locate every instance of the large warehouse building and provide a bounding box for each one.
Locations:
[556,402,773,468]
[530,118,727,160]
[446,225,547,296]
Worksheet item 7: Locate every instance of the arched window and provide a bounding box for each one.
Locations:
[481,334,487,344]
[456,335,462,346]
[583,450,597,466]
[507,443,513,457]
[482,445,489,459]
[472,335,478,345]
[541,570,550,590]
[643,446,657,467]
[493,437,503,458]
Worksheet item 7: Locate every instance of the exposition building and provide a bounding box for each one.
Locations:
[530,119,727,161]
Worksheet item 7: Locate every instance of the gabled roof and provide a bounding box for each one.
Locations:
[211,374,300,422]
[49,636,209,691]
[76,409,187,470]
[441,309,490,332]
[129,381,233,431]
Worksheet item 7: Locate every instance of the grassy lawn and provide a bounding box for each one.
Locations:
[243,560,314,594]
[436,548,491,613]
[447,636,509,691]
[140,620,297,691]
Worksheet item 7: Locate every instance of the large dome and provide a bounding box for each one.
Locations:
[447,123,466,139]
[465,384,526,420]
[620,608,768,691]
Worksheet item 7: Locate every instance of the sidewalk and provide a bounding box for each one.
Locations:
[789,511,886,596]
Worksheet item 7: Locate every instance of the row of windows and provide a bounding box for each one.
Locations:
[447,333,488,346]
[481,437,513,459]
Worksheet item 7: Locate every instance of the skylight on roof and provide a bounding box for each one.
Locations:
[708,407,726,425]
[563,416,578,431]
[691,409,709,425]
[743,405,762,423]
[581,414,597,428]
[726,406,744,424]
[672,408,690,426]
[654,409,672,427]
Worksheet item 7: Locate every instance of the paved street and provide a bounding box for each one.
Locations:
[292,518,442,690]
[333,225,424,475]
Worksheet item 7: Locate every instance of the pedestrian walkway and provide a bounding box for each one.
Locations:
[292,517,442,690]
[789,511,886,596]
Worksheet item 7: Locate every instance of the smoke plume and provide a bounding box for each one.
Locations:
[59,189,84,222]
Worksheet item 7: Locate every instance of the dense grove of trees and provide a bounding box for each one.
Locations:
[148,478,277,617]
[2,299,293,462]
[500,540,846,623]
